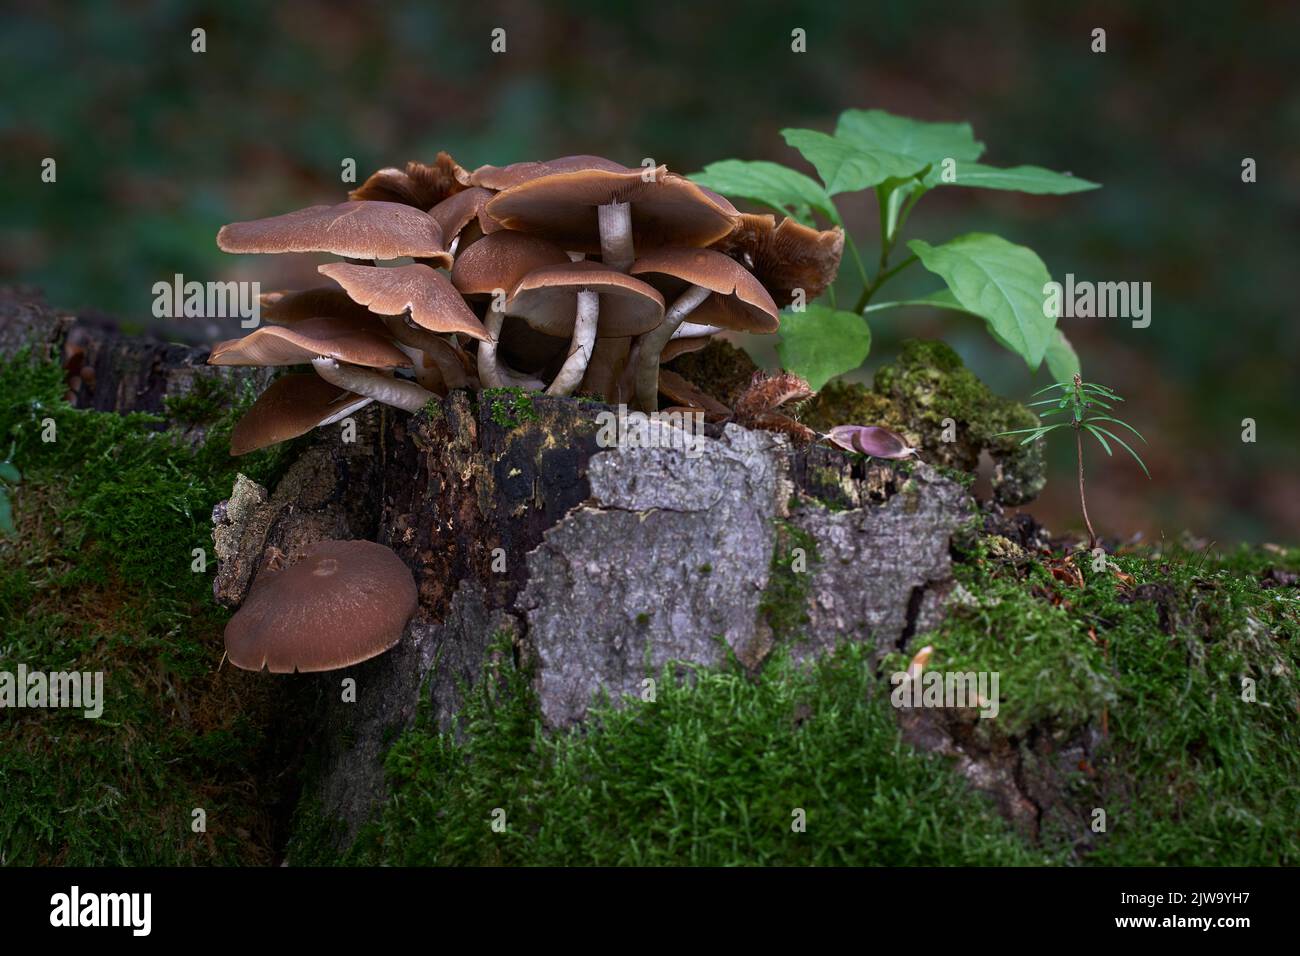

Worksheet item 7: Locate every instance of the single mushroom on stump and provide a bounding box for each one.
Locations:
[505,261,664,396]
[450,232,570,389]
[627,248,779,413]
[483,166,739,273]
[224,539,417,673]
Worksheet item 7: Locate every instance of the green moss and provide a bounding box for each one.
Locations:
[162,372,237,427]
[904,539,1300,864]
[760,519,819,642]
[482,387,540,430]
[351,638,1043,866]
[0,352,294,865]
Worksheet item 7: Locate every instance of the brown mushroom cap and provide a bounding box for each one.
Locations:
[629,247,779,333]
[224,539,417,673]
[349,153,467,209]
[208,316,411,368]
[484,169,739,253]
[467,155,631,191]
[661,334,713,364]
[506,261,665,337]
[229,373,369,455]
[429,187,494,243]
[450,232,570,298]
[259,287,378,325]
[319,262,490,342]
[217,200,452,266]
[709,213,844,307]
[657,369,732,420]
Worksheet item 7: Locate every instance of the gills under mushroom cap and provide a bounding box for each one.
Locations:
[506,260,665,337]
[224,539,417,673]
[484,168,739,253]
[229,373,371,456]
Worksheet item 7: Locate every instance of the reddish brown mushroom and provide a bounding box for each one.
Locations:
[218,200,452,266]
[224,539,417,673]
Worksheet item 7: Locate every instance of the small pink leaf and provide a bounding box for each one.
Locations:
[825,424,917,459]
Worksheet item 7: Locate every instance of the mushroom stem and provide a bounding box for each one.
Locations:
[597,201,634,272]
[478,307,545,391]
[631,284,712,412]
[311,357,435,412]
[671,322,725,340]
[547,290,600,396]
[383,315,477,390]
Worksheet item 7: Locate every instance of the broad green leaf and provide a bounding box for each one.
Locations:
[907,233,1057,368]
[1044,329,1081,382]
[776,305,871,391]
[0,461,19,483]
[690,160,838,224]
[0,491,12,537]
[941,162,1100,195]
[835,109,985,164]
[781,129,927,196]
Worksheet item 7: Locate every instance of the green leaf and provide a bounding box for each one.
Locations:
[907,233,1057,368]
[1089,425,1151,477]
[1089,415,1147,444]
[941,162,1100,195]
[781,129,927,196]
[1044,329,1081,382]
[0,490,12,537]
[0,461,19,483]
[1084,423,1113,456]
[690,160,838,224]
[776,305,871,391]
[835,109,985,164]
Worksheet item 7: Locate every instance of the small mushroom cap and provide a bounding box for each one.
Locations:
[710,214,844,307]
[349,153,468,209]
[428,187,494,243]
[229,373,370,455]
[825,424,916,459]
[450,232,570,298]
[217,200,452,265]
[259,287,378,325]
[484,169,739,253]
[319,262,490,342]
[661,334,713,363]
[224,539,417,673]
[630,247,779,333]
[506,261,665,337]
[208,316,412,368]
[467,155,631,191]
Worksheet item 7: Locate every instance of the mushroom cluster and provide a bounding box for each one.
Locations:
[211,153,843,454]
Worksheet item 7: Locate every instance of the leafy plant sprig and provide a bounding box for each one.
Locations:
[998,375,1149,550]
[691,109,1098,390]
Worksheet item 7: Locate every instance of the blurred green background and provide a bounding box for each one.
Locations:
[2,0,1297,543]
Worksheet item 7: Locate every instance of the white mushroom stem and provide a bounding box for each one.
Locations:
[311,357,435,413]
[632,284,713,412]
[478,306,545,391]
[597,201,634,272]
[672,322,725,340]
[547,290,600,396]
[317,395,376,426]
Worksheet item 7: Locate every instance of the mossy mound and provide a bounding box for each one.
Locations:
[802,340,1045,504]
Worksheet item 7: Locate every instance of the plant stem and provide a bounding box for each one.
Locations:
[1076,423,1098,551]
